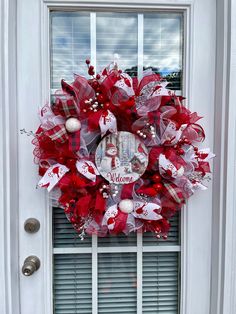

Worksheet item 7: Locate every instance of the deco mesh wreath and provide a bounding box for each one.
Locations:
[33,60,214,240]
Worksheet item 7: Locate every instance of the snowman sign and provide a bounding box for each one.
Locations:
[100,142,120,172]
[95,131,148,184]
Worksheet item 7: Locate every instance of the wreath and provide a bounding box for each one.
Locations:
[32,60,214,240]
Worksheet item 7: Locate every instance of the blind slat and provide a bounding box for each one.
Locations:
[54,254,92,314]
[143,252,179,314]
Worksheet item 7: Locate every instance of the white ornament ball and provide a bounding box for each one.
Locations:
[119,199,134,214]
[65,117,81,133]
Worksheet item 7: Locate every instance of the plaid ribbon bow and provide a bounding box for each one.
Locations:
[72,75,95,102]
[44,124,69,143]
[68,130,80,153]
[52,97,78,118]
[162,182,184,204]
[44,124,80,153]
[60,75,95,104]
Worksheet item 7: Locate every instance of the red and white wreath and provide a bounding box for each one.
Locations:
[32,60,214,239]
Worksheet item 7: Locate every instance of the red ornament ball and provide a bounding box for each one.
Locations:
[153,183,163,192]
[103,102,110,109]
[70,216,77,224]
[177,148,184,155]
[152,174,162,183]
[97,94,105,103]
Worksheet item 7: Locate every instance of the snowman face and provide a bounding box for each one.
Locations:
[107,147,117,156]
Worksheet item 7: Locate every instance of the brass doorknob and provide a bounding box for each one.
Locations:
[24,218,40,233]
[22,256,40,276]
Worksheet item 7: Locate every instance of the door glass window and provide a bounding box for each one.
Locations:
[51,11,183,314]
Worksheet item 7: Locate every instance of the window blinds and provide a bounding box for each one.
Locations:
[53,207,179,249]
[143,14,183,90]
[53,207,180,313]
[54,252,179,314]
[54,254,92,314]
[96,13,138,76]
[143,253,179,313]
[51,10,183,314]
[98,253,137,313]
[51,12,91,90]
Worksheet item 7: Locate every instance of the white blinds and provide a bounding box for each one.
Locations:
[53,207,179,248]
[98,253,137,313]
[143,14,183,90]
[143,253,179,313]
[53,208,180,313]
[54,254,92,314]
[51,10,183,314]
[96,13,138,76]
[51,12,91,90]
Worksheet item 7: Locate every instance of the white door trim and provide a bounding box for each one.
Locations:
[0,0,20,314]
[1,0,236,314]
[211,1,236,314]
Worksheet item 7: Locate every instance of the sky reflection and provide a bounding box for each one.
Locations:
[51,12,183,90]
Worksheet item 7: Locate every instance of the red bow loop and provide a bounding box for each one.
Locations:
[52,97,79,118]
[44,124,69,143]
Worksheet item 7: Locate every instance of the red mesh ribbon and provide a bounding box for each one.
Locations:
[112,211,128,234]
[136,73,161,95]
[94,192,107,223]
[76,194,92,218]
[100,68,120,92]
[120,183,135,199]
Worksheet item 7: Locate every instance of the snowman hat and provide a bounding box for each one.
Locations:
[106,143,116,150]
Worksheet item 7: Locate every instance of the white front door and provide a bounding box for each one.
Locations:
[17,1,216,314]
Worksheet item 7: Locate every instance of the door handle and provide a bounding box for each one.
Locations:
[22,256,40,276]
[24,218,40,233]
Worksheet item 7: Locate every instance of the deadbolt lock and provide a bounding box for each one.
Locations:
[24,218,40,233]
[22,256,40,276]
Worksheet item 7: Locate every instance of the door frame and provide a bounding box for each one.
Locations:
[0,0,236,313]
